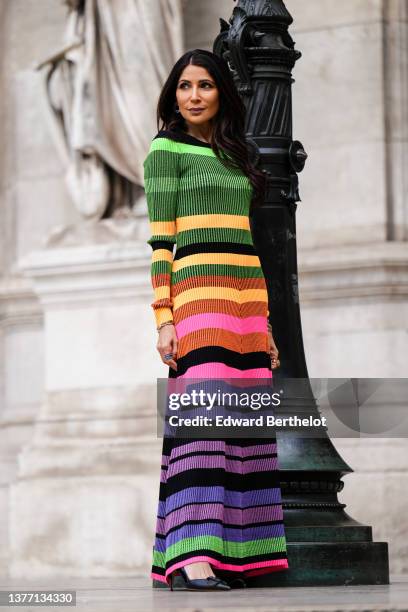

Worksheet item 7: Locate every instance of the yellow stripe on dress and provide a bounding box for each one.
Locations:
[154,285,172,300]
[154,307,174,327]
[173,287,268,309]
[172,252,261,272]
[150,221,176,235]
[177,214,250,232]
[152,249,174,263]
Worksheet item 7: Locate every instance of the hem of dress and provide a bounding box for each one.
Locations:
[151,556,289,586]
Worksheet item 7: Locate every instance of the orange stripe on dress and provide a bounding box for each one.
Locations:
[173,300,266,321]
[176,329,269,359]
[172,275,267,294]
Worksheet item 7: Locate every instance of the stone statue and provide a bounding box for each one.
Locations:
[37,0,184,243]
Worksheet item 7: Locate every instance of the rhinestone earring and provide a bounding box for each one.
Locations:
[175,104,180,114]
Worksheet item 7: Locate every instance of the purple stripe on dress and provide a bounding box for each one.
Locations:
[157,503,283,532]
[168,441,277,460]
[166,455,278,479]
[158,486,283,516]
[155,522,285,551]
[224,487,283,508]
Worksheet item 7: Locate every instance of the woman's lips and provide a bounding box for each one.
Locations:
[189,108,205,114]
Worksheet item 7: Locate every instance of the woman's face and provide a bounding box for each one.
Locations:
[176,64,220,128]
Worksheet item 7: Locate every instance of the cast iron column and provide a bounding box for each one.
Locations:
[214,0,389,586]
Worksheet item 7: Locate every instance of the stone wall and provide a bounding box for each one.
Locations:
[0,0,78,576]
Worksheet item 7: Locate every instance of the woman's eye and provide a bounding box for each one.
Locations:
[178,82,214,89]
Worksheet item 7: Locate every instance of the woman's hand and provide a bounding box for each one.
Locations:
[268,330,280,370]
[157,324,178,371]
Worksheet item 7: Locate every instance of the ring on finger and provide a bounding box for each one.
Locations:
[164,353,173,360]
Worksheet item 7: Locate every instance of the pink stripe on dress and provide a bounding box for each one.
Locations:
[156,503,283,533]
[178,363,272,379]
[164,556,289,581]
[166,455,278,478]
[152,557,289,586]
[175,314,267,339]
[168,440,277,459]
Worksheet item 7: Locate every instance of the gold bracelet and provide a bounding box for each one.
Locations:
[157,321,174,332]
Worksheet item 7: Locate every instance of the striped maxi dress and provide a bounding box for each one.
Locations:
[144,128,289,586]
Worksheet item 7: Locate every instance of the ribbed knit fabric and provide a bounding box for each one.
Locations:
[144,129,289,586]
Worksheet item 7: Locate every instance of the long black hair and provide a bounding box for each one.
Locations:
[157,49,265,209]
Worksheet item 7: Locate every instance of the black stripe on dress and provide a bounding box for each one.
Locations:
[174,242,257,260]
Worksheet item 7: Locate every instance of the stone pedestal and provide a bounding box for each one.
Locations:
[9,234,164,578]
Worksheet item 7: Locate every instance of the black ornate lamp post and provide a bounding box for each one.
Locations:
[214,0,389,586]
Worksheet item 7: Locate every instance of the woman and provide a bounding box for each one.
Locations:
[144,49,289,591]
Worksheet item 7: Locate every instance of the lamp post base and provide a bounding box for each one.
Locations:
[248,540,389,587]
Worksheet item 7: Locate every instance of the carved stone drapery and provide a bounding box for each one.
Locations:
[38,0,184,228]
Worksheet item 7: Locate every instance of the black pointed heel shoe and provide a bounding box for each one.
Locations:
[173,566,230,591]
[226,576,247,589]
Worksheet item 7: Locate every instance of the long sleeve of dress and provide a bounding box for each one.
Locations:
[143,137,180,327]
